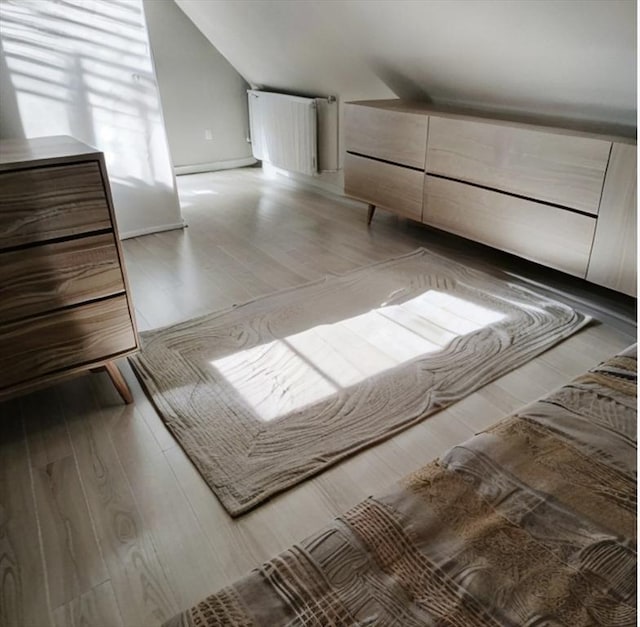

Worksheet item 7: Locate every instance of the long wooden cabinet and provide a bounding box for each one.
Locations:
[0,136,139,402]
[344,100,637,296]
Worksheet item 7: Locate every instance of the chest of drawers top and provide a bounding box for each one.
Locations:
[0,135,103,171]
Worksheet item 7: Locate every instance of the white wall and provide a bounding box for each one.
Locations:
[0,0,183,239]
[176,0,636,129]
[143,0,254,172]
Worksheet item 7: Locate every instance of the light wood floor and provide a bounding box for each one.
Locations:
[1,168,636,627]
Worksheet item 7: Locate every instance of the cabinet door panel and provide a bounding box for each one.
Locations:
[423,175,595,277]
[587,143,637,296]
[426,116,610,214]
[345,154,424,221]
[345,104,427,168]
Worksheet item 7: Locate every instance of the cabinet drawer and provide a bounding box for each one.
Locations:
[423,175,596,277]
[0,295,136,389]
[426,117,611,214]
[345,153,424,221]
[0,233,125,324]
[345,104,428,168]
[0,161,112,249]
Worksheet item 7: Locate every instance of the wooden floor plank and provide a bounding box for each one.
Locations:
[539,325,633,378]
[313,446,404,514]
[60,379,178,626]
[31,455,108,608]
[0,400,53,627]
[22,390,108,609]
[52,580,123,627]
[115,362,177,453]
[228,479,338,567]
[209,246,281,298]
[164,445,264,590]
[368,407,475,478]
[22,389,73,469]
[88,376,223,610]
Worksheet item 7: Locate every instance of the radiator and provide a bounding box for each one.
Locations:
[248,90,338,176]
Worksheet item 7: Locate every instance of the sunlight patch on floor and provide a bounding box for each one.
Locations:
[179,188,220,196]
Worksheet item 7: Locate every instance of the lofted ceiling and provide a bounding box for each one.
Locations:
[175,0,636,130]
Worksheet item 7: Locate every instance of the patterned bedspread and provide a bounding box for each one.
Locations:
[164,346,637,627]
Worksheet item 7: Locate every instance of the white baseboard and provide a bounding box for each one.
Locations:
[174,157,257,176]
[119,220,186,240]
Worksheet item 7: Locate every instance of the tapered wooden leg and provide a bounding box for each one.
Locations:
[367,204,376,226]
[104,361,133,404]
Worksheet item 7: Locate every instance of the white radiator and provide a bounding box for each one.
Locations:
[248,90,338,176]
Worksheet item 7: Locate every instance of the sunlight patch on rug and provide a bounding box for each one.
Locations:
[211,291,505,422]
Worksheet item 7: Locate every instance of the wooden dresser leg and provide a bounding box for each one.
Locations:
[367,204,376,226]
[104,361,133,404]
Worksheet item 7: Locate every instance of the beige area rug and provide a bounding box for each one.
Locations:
[163,346,637,626]
[129,248,590,516]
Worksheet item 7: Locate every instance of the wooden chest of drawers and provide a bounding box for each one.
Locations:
[0,136,139,402]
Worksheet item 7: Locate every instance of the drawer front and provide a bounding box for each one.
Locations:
[423,175,596,277]
[0,295,136,389]
[0,162,112,249]
[426,116,611,214]
[345,153,424,221]
[587,143,637,296]
[345,104,428,168]
[0,233,125,324]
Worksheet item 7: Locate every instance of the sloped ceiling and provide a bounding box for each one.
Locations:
[175,0,636,130]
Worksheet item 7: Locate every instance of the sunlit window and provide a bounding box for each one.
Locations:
[0,0,174,192]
